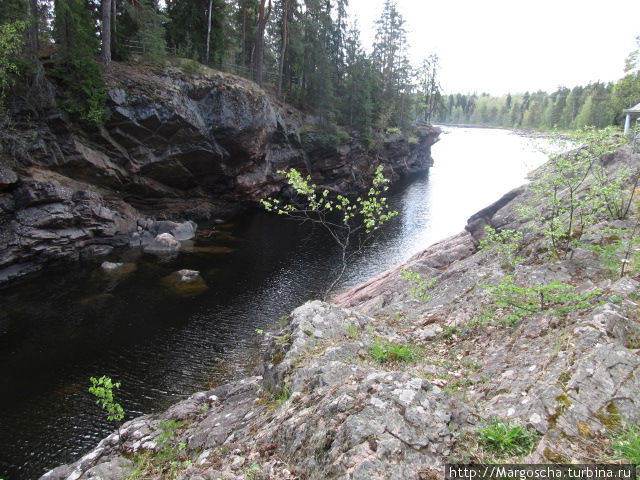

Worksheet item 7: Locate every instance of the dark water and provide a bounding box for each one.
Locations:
[0,127,548,479]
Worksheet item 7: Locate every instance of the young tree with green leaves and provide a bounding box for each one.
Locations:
[261,166,398,298]
[89,375,125,439]
[521,127,628,257]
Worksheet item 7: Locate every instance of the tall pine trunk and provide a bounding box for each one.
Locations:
[101,0,111,64]
[276,0,290,98]
[205,0,212,64]
[253,0,271,86]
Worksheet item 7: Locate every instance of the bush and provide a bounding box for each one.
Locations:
[484,275,601,324]
[479,226,523,270]
[401,268,436,301]
[88,375,124,425]
[523,127,628,257]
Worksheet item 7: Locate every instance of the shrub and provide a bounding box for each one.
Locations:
[479,226,523,269]
[523,127,629,257]
[88,376,125,425]
[261,166,397,298]
[484,276,601,323]
[578,228,640,279]
[401,268,436,301]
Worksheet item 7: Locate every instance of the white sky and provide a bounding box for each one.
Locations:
[347,0,640,95]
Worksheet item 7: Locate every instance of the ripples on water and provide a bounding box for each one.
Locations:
[0,127,549,479]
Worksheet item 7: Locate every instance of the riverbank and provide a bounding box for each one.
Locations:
[42,144,640,479]
[0,60,439,288]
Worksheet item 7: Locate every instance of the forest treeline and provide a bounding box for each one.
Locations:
[0,0,441,135]
[434,41,640,131]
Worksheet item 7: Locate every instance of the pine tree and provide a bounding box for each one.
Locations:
[416,54,441,124]
[372,0,410,129]
[52,0,107,125]
[124,0,166,61]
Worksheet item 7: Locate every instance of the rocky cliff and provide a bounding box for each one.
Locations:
[41,146,640,479]
[0,60,439,285]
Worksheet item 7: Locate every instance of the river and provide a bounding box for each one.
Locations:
[0,126,549,479]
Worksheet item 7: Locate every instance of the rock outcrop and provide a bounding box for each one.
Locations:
[0,61,439,286]
[41,147,640,479]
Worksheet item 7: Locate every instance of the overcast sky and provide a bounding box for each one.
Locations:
[347,0,640,95]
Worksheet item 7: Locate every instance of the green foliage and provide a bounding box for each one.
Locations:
[88,376,125,424]
[345,323,359,339]
[484,275,601,324]
[400,268,436,301]
[0,19,26,103]
[124,1,167,62]
[126,420,191,480]
[261,383,291,410]
[369,340,420,364]
[578,227,640,278]
[156,420,188,462]
[261,166,397,297]
[478,420,538,457]
[479,226,523,269]
[441,308,500,339]
[611,424,640,463]
[245,461,265,480]
[262,166,396,233]
[434,76,637,130]
[523,127,628,257]
[52,0,107,126]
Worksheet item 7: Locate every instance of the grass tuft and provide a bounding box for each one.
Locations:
[369,341,420,364]
[478,420,538,457]
[611,424,640,463]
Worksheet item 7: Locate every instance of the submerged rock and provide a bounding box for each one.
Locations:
[101,261,124,272]
[144,233,181,253]
[176,269,200,282]
[161,269,208,297]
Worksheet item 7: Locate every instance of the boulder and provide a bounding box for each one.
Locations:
[145,233,181,253]
[161,269,208,296]
[176,269,200,282]
[101,261,124,272]
[170,220,197,241]
[0,165,18,191]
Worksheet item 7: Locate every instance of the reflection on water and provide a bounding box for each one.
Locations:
[0,127,548,479]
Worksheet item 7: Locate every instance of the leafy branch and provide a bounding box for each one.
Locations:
[261,165,398,298]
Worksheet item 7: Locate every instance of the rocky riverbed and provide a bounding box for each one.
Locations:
[0,60,439,286]
[41,145,640,479]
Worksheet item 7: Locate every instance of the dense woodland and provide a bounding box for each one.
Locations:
[0,0,638,135]
[0,0,441,136]
[435,38,640,131]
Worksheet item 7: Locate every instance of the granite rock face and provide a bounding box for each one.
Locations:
[1,62,439,286]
